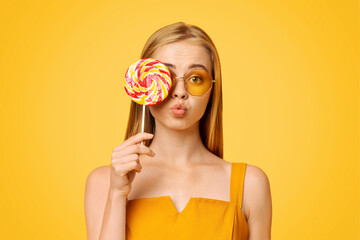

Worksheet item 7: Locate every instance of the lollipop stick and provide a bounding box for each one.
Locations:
[141,105,145,145]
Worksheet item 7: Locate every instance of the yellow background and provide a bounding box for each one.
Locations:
[1,0,358,239]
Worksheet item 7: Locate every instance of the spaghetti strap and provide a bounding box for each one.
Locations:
[230,162,247,208]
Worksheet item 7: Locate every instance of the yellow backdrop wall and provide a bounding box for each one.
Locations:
[0,0,358,239]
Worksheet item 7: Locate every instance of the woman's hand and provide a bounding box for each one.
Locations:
[109,132,155,196]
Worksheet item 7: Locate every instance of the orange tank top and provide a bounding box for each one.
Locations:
[125,162,249,239]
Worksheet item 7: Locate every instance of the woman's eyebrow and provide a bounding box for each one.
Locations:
[163,63,210,72]
[163,63,176,69]
[188,64,209,72]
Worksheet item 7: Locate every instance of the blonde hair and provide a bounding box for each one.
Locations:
[124,22,224,158]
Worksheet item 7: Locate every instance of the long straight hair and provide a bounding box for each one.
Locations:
[124,22,224,158]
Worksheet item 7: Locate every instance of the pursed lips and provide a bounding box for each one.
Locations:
[171,103,187,116]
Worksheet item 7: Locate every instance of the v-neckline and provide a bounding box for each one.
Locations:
[127,162,234,214]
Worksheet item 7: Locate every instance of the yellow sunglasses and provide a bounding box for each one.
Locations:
[168,68,216,96]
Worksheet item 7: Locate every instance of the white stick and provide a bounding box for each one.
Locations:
[141,105,145,145]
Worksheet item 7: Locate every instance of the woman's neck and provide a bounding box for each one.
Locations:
[148,121,208,166]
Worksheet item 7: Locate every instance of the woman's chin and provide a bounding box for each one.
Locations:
[163,119,200,132]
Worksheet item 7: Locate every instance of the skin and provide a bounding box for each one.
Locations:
[84,40,272,240]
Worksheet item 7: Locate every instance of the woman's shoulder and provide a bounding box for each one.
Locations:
[244,163,269,178]
[242,163,272,221]
[243,163,271,194]
[84,165,112,233]
[231,163,270,190]
[85,165,111,193]
[87,165,111,180]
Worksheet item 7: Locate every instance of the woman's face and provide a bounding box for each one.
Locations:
[149,40,213,131]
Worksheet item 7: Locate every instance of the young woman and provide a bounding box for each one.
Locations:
[84,22,272,240]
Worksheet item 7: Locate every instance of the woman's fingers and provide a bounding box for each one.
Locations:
[114,132,154,151]
[108,132,155,194]
[112,160,142,176]
[112,143,155,159]
[111,153,139,164]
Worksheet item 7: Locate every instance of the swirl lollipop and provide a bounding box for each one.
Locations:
[124,58,172,106]
[124,58,172,143]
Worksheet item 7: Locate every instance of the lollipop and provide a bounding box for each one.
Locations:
[124,58,172,106]
[124,58,172,143]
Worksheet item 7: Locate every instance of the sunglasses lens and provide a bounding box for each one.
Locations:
[170,69,213,96]
[184,69,213,96]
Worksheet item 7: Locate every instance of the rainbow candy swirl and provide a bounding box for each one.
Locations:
[124,58,172,106]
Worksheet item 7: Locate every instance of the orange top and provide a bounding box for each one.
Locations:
[126,162,249,239]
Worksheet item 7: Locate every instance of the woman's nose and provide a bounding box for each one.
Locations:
[171,79,189,99]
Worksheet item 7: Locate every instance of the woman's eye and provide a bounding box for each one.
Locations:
[189,76,202,83]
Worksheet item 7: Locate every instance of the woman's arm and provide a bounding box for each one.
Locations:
[84,166,127,240]
[244,165,272,240]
